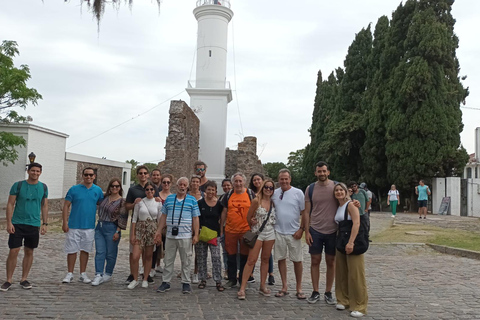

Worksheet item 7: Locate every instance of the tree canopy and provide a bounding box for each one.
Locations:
[0,40,42,166]
[303,0,468,202]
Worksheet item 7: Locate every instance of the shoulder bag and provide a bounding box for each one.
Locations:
[336,202,369,255]
[243,202,273,249]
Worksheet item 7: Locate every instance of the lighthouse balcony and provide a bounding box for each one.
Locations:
[188,80,231,90]
[196,0,231,9]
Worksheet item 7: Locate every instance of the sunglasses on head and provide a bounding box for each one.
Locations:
[83,173,94,177]
[110,185,121,188]
[145,188,155,191]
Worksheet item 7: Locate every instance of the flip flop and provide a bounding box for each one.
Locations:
[275,290,289,298]
[296,292,306,300]
[258,288,271,297]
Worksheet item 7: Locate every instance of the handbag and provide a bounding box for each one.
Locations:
[336,202,369,255]
[199,226,218,243]
[243,202,273,249]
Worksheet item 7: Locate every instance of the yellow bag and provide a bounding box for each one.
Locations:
[199,226,218,243]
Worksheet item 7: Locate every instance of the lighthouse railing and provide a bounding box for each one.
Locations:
[188,80,231,90]
[196,0,231,9]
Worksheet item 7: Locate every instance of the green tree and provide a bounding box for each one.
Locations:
[286,148,310,190]
[0,40,42,166]
[126,159,139,184]
[263,162,287,181]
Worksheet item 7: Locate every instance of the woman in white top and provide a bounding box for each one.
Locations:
[128,182,162,289]
[238,179,276,300]
[333,182,368,318]
[387,185,400,218]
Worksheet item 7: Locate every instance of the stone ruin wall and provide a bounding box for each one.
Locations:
[160,100,200,187]
[161,100,264,185]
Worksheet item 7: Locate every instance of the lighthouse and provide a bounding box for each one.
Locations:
[186,0,234,183]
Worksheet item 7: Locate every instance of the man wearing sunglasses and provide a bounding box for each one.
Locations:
[194,161,208,192]
[124,166,159,285]
[62,167,104,284]
[272,168,306,299]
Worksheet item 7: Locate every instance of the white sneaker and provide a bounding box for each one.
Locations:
[62,272,74,283]
[192,274,199,284]
[142,280,148,288]
[155,266,163,273]
[79,273,92,284]
[391,215,395,218]
[91,274,103,286]
[127,280,138,289]
[350,311,365,318]
[336,304,346,310]
[149,269,156,278]
[102,274,112,283]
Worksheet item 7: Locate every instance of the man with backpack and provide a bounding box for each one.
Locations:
[220,172,255,288]
[1,163,48,291]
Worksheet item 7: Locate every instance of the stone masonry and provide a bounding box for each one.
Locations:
[225,136,264,180]
[161,100,200,184]
[76,162,123,192]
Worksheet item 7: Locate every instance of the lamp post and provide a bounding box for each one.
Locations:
[26,152,36,170]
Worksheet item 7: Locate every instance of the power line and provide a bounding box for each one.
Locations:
[67,90,185,149]
[461,106,480,110]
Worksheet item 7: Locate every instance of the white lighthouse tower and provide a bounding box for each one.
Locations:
[186,0,234,183]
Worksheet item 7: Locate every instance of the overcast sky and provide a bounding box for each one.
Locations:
[1,0,479,166]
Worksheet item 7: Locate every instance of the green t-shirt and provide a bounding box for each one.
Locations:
[10,180,48,227]
[351,189,368,216]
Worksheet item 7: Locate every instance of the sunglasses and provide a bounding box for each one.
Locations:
[138,172,148,175]
[83,173,94,177]
[162,181,171,185]
[110,185,121,188]
[264,186,274,191]
[196,168,205,172]
[145,188,155,191]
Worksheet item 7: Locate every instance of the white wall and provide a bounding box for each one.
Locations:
[466,178,480,217]
[0,124,68,203]
[432,178,446,214]
[63,160,77,197]
[445,177,461,216]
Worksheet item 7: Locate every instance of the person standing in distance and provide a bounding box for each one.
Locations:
[62,167,104,284]
[1,163,48,291]
[415,180,431,219]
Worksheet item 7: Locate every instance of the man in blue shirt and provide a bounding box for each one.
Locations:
[61,167,104,284]
[1,163,48,292]
[415,180,431,219]
[155,177,200,294]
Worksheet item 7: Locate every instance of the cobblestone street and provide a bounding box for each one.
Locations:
[1,213,480,319]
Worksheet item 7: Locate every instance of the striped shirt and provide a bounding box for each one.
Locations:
[162,194,200,239]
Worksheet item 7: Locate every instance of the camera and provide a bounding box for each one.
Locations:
[172,226,179,236]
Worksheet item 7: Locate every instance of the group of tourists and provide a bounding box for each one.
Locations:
[9,159,441,318]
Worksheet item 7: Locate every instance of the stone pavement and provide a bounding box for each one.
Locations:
[1,213,480,319]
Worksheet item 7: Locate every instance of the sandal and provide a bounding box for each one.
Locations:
[216,282,225,292]
[296,292,306,300]
[259,288,271,297]
[237,290,246,300]
[198,281,206,289]
[275,290,289,298]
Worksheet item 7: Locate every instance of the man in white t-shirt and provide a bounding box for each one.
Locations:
[271,168,307,299]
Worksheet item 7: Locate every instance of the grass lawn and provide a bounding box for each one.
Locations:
[372,222,480,252]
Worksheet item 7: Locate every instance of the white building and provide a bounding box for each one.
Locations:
[0,123,131,206]
[186,0,233,183]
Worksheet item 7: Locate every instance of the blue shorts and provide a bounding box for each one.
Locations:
[418,200,428,208]
[308,228,336,256]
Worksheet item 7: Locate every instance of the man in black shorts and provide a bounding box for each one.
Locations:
[1,163,48,291]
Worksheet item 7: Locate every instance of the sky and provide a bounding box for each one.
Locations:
[1,0,479,166]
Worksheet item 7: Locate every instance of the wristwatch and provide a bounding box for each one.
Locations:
[115,230,121,234]
[42,223,48,226]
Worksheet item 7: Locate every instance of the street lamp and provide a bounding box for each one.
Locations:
[26,152,36,170]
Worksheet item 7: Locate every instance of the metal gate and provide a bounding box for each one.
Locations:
[460,178,468,216]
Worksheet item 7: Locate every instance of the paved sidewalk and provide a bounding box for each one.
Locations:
[1,213,479,319]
